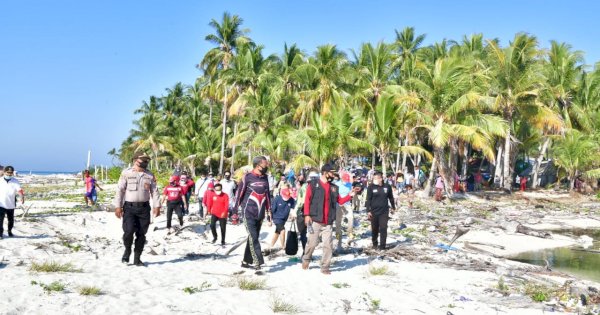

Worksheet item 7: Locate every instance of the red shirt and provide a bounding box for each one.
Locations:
[203,190,214,206]
[163,185,184,201]
[303,179,352,224]
[207,192,229,218]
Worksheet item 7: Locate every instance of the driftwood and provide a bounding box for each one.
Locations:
[467,242,505,250]
[515,224,551,238]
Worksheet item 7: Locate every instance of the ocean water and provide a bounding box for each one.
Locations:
[17,170,79,176]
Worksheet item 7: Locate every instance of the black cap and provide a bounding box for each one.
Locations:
[4,166,15,173]
[321,164,335,173]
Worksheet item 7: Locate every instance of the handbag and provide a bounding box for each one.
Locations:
[285,220,299,255]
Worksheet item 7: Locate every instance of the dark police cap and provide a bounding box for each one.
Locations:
[133,152,152,161]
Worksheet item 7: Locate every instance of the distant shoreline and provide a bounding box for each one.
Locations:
[17,170,79,176]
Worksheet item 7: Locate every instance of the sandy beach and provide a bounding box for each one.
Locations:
[0,175,599,315]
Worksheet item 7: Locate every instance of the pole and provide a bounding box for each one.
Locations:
[86,150,91,170]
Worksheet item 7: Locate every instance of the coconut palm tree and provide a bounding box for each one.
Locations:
[487,33,563,190]
[200,12,252,175]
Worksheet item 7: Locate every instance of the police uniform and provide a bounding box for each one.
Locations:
[113,156,160,265]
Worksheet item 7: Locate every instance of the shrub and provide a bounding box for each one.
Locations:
[79,286,102,296]
[270,296,301,314]
[29,261,82,273]
[237,277,266,290]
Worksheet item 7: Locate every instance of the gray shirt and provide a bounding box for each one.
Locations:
[113,167,160,208]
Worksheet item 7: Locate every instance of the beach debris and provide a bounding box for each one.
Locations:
[448,226,470,247]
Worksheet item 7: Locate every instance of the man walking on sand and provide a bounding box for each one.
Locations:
[365,172,396,250]
[302,164,356,275]
[0,166,25,239]
[113,152,160,266]
[235,156,272,272]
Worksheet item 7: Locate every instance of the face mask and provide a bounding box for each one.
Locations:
[170,182,177,186]
[258,166,268,175]
[215,190,222,195]
[4,176,12,180]
[326,175,334,183]
[373,179,382,185]
[225,175,231,180]
[138,161,149,169]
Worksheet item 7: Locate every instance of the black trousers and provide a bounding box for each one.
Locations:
[296,214,307,253]
[210,215,227,242]
[243,217,264,266]
[0,207,15,235]
[166,201,183,228]
[198,198,204,217]
[371,212,389,249]
[122,203,151,253]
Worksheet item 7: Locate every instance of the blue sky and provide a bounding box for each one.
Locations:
[2,0,599,171]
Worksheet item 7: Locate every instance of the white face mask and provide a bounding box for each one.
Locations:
[215,191,222,195]
[373,179,382,185]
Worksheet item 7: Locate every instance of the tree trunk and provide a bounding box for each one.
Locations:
[502,129,513,191]
[493,141,504,188]
[230,121,238,174]
[449,138,458,178]
[437,147,453,196]
[423,152,438,196]
[461,143,470,177]
[531,137,550,189]
[381,151,387,177]
[395,136,402,174]
[218,88,228,175]
[209,101,213,129]
[401,136,408,171]
[371,149,376,170]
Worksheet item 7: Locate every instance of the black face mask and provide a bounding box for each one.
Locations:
[258,166,268,175]
[138,161,149,169]
[170,182,177,186]
[326,175,334,183]
[225,175,231,180]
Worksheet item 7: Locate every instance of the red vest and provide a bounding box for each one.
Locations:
[164,185,184,201]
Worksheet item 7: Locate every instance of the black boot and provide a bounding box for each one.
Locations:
[8,231,13,237]
[122,247,132,264]
[133,252,145,267]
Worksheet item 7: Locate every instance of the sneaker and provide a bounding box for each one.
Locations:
[241,262,252,269]
[211,238,217,244]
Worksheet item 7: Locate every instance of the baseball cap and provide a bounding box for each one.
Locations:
[169,175,179,183]
[321,164,335,173]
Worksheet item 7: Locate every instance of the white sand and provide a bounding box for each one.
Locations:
[0,181,597,314]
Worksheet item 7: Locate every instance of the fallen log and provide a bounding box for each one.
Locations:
[516,224,552,238]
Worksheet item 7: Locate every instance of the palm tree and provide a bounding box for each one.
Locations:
[487,33,563,190]
[552,129,599,189]
[200,12,251,175]
[129,113,172,171]
[532,41,584,187]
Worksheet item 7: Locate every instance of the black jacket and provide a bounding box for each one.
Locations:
[365,183,395,215]
[306,179,340,225]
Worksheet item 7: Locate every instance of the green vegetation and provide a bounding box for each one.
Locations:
[29,261,82,273]
[31,280,66,294]
[362,292,381,313]
[182,281,212,294]
[524,283,555,302]
[236,277,267,290]
[115,12,600,192]
[368,264,393,276]
[332,282,351,289]
[79,286,102,296]
[270,296,301,314]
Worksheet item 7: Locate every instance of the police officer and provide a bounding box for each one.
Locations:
[113,152,160,266]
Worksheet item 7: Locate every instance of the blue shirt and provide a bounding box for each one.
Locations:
[270,195,296,225]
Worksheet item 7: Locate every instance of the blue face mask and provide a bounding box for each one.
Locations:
[4,176,12,180]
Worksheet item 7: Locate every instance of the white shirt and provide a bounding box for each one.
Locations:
[0,177,22,209]
[194,177,212,197]
[404,173,414,185]
[220,179,237,202]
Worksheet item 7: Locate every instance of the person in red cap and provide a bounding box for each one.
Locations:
[161,175,187,233]
[269,186,295,249]
[206,182,229,245]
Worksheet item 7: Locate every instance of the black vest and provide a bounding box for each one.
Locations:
[308,178,339,225]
